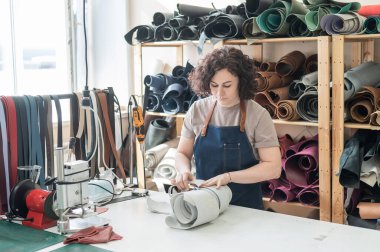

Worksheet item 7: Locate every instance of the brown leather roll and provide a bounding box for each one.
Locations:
[346,86,380,123]
[260,62,276,72]
[370,111,380,126]
[254,91,277,118]
[256,71,284,92]
[275,51,306,77]
[357,202,380,219]
[276,100,300,121]
[268,86,289,103]
[305,54,318,74]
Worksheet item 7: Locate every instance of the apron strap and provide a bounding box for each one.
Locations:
[201,99,246,137]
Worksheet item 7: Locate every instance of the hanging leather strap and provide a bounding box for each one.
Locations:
[97,92,126,182]
[13,97,28,166]
[52,96,63,148]
[0,100,11,212]
[1,96,18,189]
[201,99,246,137]
[42,95,54,177]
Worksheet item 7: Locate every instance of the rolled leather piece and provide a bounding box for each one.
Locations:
[370,111,380,126]
[162,96,184,115]
[357,202,380,219]
[344,62,380,101]
[303,0,361,12]
[144,74,166,91]
[275,50,306,77]
[363,132,380,162]
[145,119,173,150]
[286,134,318,158]
[245,0,275,18]
[346,86,380,123]
[177,4,213,18]
[256,0,308,35]
[320,12,366,35]
[260,62,276,72]
[254,91,277,118]
[242,17,268,39]
[301,71,318,86]
[339,137,362,188]
[296,86,319,122]
[261,179,281,198]
[272,186,298,202]
[287,14,314,37]
[268,86,290,103]
[364,16,380,34]
[305,5,339,32]
[153,148,177,180]
[360,154,380,187]
[162,83,185,100]
[173,77,189,91]
[278,134,294,158]
[155,23,178,41]
[124,25,155,45]
[256,71,284,91]
[146,93,162,112]
[146,138,180,170]
[276,100,300,121]
[204,13,246,39]
[178,25,200,40]
[305,54,318,73]
[296,184,319,206]
[163,185,232,229]
[168,15,191,28]
[237,3,248,18]
[284,145,319,187]
[288,80,306,99]
[172,61,194,77]
[153,12,175,26]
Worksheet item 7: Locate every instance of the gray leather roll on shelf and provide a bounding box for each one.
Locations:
[177,4,213,18]
[344,62,380,101]
[155,23,178,41]
[153,12,175,26]
[162,96,184,115]
[168,15,191,28]
[124,25,155,45]
[242,17,268,39]
[296,86,319,122]
[153,148,178,180]
[146,93,162,112]
[288,80,306,99]
[301,71,318,86]
[145,119,173,151]
[204,13,246,39]
[320,12,366,35]
[145,138,180,170]
[287,14,314,37]
[162,83,185,100]
[178,25,199,40]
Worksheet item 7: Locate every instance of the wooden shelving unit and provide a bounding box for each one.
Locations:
[135,36,332,222]
[331,34,378,224]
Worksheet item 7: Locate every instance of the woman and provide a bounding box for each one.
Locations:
[173,47,281,209]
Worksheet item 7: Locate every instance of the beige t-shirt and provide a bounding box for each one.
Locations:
[181,96,279,160]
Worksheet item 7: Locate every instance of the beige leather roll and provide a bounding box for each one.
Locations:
[357,202,380,220]
[276,100,300,121]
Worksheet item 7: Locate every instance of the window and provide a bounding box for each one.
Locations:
[0,0,72,96]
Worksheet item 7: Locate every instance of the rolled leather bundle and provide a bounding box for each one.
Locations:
[204,14,245,39]
[260,62,276,72]
[305,54,318,74]
[276,100,300,121]
[278,134,294,158]
[296,183,319,206]
[124,25,155,45]
[177,4,213,18]
[296,86,319,122]
[153,148,178,180]
[153,12,175,26]
[145,138,180,170]
[145,119,173,150]
[146,93,162,112]
[168,15,191,28]
[370,111,380,126]
[155,23,178,41]
[261,179,281,198]
[254,91,277,118]
[242,17,267,39]
[245,0,275,18]
[320,12,366,35]
[178,25,200,40]
[301,71,318,87]
[346,86,380,123]
[286,14,314,37]
[275,51,306,77]
[272,186,299,202]
[162,96,184,115]
[364,16,380,34]
[268,86,290,104]
[162,83,185,100]
[165,185,232,229]
[256,72,284,92]
[288,80,306,99]
[357,202,380,219]
[284,145,319,187]
[285,134,318,158]
[172,61,194,78]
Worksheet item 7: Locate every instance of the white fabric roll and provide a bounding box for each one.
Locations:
[145,138,180,170]
[153,148,177,180]
[360,155,380,187]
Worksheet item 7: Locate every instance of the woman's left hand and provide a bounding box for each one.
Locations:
[200,173,231,189]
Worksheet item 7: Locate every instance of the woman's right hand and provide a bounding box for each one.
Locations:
[171,171,194,191]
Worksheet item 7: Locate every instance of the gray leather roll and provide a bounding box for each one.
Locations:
[155,23,178,41]
[177,4,213,18]
[168,15,191,28]
[287,14,314,37]
[204,13,245,39]
[153,12,175,26]
[243,17,268,39]
[146,93,162,112]
[178,25,199,40]
[172,61,194,78]
[162,83,185,100]
[145,119,173,150]
[288,80,306,99]
[144,74,166,91]
[301,71,318,86]
[296,86,319,122]
[320,12,366,35]
[245,0,275,18]
[124,25,155,45]
[162,96,184,115]
[344,62,380,101]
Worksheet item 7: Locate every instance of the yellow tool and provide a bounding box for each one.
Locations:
[132,105,145,143]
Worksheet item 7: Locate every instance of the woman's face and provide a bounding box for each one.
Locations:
[210,68,239,107]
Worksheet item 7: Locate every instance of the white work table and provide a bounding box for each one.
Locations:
[41,191,379,252]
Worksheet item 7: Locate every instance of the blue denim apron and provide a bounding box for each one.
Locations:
[194,100,263,209]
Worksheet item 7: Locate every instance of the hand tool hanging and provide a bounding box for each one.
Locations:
[128,95,146,188]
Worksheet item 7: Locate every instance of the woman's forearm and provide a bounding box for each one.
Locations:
[229,160,281,184]
[175,152,192,175]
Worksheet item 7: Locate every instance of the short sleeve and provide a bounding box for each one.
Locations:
[181,104,196,139]
[253,110,279,148]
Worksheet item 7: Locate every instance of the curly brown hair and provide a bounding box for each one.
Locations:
[188,46,257,99]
